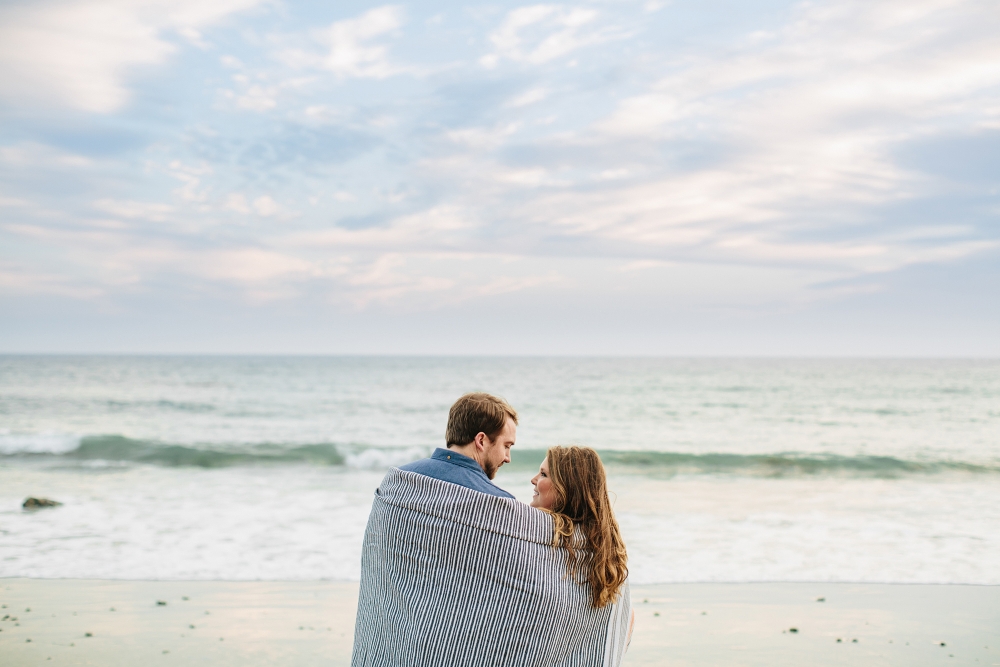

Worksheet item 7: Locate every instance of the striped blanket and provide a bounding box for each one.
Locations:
[351,468,631,667]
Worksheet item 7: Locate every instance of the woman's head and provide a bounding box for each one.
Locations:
[529,457,557,509]
[530,447,607,515]
[531,446,628,608]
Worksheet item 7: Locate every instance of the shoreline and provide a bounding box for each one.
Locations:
[1,579,997,666]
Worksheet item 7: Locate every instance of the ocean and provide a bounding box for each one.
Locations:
[1,356,998,584]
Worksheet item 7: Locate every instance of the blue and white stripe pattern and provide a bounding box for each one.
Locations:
[352,468,631,667]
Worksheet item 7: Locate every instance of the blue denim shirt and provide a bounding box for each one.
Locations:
[399,448,515,500]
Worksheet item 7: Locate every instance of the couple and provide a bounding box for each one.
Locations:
[351,393,633,667]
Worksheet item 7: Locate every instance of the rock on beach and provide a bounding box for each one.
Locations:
[22,498,62,509]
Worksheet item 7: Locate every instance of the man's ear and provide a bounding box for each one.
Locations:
[474,432,488,451]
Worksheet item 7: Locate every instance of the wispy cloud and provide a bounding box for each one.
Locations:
[0,0,264,113]
[325,6,405,78]
[480,4,621,68]
[275,6,409,80]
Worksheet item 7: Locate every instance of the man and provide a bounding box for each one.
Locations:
[399,392,517,498]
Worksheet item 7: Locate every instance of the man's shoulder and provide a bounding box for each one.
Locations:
[396,455,515,500]
[398,457,436,473]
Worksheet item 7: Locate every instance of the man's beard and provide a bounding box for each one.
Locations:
[483,458,498,480]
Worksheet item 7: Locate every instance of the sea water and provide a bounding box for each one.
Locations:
[1,356,998,584]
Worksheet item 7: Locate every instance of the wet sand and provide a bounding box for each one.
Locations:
[629,583,998,666]
[0,579,997,666]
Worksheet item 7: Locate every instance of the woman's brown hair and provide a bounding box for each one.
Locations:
[544,446,628,608]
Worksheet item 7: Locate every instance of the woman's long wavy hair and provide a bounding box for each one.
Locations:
[544,446,628,608]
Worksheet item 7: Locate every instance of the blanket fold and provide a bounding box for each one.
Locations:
[352,468,631,667]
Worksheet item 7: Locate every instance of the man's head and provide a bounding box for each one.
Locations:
[446,392,518,479]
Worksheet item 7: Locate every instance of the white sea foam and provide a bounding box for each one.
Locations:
[0,430,80,455]
[343,446,429,470]
[2,465,998,583]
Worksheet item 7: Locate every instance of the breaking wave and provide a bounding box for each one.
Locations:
[2,433,998,477]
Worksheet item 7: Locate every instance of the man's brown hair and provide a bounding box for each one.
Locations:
[445,393,518,447]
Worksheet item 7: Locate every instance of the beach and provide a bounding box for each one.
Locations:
[2,357,999,664]
[1,579,997,666]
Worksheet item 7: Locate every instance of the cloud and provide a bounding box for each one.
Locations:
[446,123,520,150]
[505,87,549,108]
[289,206,477,252]
[0,143,92,169]
[460,0,1000,276]
[0,0,264,113]
[480,4,618,68]
[231,84,279,111]
[322,5,405,78]
[197,247,316,283]
[225,193,252,214]
[0,262,104,298]
[342,253,454,305]
[252,196,280,216]
[166,160,213,203]
[217,72,316,113]
[93,199,173,222]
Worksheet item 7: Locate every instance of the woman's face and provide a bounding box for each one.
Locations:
[530,457,557,509]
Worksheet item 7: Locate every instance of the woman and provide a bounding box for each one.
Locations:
[530,446,631,620]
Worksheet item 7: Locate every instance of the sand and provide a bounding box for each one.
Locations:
[0,579,997,666]
[630,583,998,666]
[0,579,357,666]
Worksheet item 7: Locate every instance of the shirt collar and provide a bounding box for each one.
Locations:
[431,447,486,474]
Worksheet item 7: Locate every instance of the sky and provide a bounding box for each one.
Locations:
[0,0,998,355]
